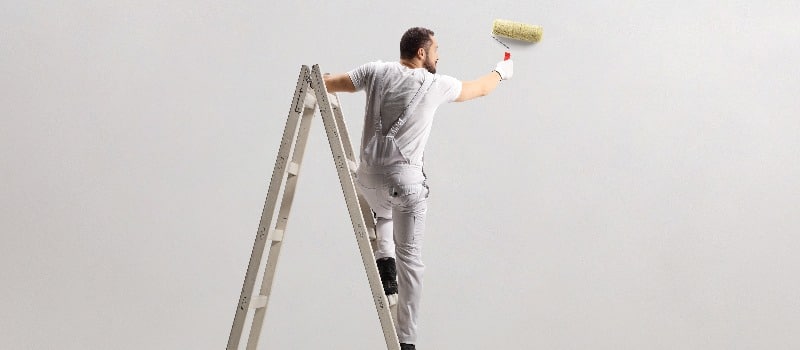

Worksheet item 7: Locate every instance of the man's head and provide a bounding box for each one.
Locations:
[400,27,439,74]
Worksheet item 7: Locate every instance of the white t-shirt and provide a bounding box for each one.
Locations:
[348,61,462,167]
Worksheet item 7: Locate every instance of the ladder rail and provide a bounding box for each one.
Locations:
[247,99,317,349]
[309,65,400,350]
[329,92,378,242]
[227,66,312,349]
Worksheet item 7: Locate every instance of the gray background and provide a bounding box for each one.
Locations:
[2,1,799,349]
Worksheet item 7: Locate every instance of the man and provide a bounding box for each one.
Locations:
[323,27,513,350]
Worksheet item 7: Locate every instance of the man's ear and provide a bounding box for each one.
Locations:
[417,47,426,60]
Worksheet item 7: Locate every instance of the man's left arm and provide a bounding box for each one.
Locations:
[323,73,357,93]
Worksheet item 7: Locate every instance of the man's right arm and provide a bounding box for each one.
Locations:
[455,71,501,102]
[455,59,513,102]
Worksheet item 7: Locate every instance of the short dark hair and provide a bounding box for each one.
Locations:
[400,27,434,60]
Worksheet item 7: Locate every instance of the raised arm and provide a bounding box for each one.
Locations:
[323,73,357,93]
[455,59,513,102]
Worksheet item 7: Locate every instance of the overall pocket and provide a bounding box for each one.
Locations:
[388,182,430,207]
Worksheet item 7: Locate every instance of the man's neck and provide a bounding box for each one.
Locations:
[400,58,423,69]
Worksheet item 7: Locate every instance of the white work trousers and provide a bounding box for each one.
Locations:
[355,165,428,344]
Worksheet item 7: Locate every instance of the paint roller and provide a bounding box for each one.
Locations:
[491,19,543,60]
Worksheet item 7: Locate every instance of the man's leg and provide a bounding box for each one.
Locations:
[375,216,399,297]
[392,189,428,345]
[374,215,396,260]
[356,181,399,300]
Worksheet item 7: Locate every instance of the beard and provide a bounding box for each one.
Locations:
[422,61,436,74]
[423,56,437,74]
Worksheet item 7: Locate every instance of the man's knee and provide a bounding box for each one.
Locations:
[395,243,423,262]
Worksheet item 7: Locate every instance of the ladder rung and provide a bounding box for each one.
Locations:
[287,161,300,176]
[303,90,340,108]
[327,93,340,108]
[250,295,268,309]
[268,229,284,242]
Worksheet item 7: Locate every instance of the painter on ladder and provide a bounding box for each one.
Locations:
[323,27,513,350]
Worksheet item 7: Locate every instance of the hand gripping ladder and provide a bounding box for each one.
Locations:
[226,65,399,350]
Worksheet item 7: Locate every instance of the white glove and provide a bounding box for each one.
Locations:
[494,59,514,80]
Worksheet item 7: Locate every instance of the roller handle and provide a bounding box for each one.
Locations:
[504,52,511,61]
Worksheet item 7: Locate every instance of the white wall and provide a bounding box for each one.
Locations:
[2,1,798,349]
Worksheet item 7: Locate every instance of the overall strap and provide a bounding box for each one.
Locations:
[386,73,436,137]
[370,72,387,136]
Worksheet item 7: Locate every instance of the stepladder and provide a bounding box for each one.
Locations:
[226,65,400,350]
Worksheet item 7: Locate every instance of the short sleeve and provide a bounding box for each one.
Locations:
[438,74,462,103]
[347,62,381,91]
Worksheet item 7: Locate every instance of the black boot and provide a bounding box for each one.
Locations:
[376,257,398,295]
[400,343,416,350]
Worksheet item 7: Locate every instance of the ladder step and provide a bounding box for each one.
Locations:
[347,159,358,173]
[287,161,300,176]
[328,93,340,108]
[250,295,268,309]
[304,90,340,108]
[268,229,284,242]
[303,89,317,109]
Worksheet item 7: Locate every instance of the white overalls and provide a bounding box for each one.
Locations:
[355,71,435,344]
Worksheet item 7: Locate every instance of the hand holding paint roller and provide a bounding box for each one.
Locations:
[494,59,514,80]
[491,18,543,62]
